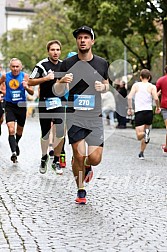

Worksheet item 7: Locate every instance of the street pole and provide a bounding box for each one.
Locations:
[163,20,167,74]
[124,45,127,89]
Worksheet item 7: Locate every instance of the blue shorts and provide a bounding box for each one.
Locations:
[161,108,167,121]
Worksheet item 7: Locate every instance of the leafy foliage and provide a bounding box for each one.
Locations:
[0,0,75,71]
[64,0,166,71]
[0,0,166,75]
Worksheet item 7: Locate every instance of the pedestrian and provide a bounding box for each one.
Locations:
[115,80,127,128]
[54,25,109,204]
[101,90,116,128]
[156,65,167,153]
[0,58,34,163]
[28,40,66,175]
[127,69,161,159]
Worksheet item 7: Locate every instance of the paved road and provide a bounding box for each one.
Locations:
[0,117,167,252]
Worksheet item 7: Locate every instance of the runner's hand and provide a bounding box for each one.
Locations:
[127,108,134,116]
[22,79,29,89]
[46,71,55,80]
[155,107,161,114]
[60,73,73,84]
[95,81,106,92]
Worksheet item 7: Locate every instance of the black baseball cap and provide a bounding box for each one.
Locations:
[73,26,95,39]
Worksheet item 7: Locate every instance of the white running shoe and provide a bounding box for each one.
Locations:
[39,155,49,174]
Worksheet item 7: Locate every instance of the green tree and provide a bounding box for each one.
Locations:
[0,0,75,71]
[64,0,166,72]
[29,0,125,63]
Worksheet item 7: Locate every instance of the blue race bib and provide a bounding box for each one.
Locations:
[45,97,62,110]
[10,90,23,102]
[74,94,95,110]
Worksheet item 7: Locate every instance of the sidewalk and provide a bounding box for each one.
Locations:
[0,118,167,251]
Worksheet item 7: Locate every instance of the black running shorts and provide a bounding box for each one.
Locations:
[38,104,66,139]
[5,101,27,127]
[0,102,4,118]
[135,110,153,127]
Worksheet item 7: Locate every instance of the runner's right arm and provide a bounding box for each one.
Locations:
[28,71,54,86]
[54,73,73,96]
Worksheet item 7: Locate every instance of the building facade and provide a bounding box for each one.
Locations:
[0,0,35,62]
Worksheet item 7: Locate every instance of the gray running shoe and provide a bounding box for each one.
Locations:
[144,129,150,144]
[52,162,63,175]
[138,152,144,160]
[39,155,49,174]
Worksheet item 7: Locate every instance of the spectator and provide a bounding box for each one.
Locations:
[115,80,127,128]
[101,90,116,128]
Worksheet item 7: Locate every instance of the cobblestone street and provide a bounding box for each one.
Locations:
[0,117,167,251]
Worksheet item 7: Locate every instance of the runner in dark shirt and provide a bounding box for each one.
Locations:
[54,26,109,204]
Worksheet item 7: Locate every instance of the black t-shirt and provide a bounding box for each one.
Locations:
[30,58,64,101]
[60,54,108,117]
[118,87,127,98]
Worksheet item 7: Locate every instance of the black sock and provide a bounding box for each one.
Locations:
[9,135,16,153]
[53,156,59,163]
[61,138,65,154]
[42,154,48,160]
[16,133,22,144]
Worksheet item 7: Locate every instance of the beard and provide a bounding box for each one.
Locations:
[79,48,90,54]
[51,58,58,63]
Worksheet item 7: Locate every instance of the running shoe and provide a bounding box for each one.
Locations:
[11,152,17,163]
[84,165,93,183]
[161,144,167,153]
[52,161,63,175]
[144,129,150,144]
[75,189,87,204]
[49,149,54,158]
[138,152,144,160]
[59,153,66,168]
[16,144,20,156]
[39,155,49,174]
